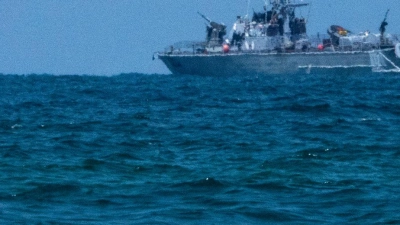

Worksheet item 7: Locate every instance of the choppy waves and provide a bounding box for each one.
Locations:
[0,72,400,224]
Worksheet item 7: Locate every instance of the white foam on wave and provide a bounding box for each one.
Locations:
[11,124,22,129]
[372,68,400,73]
[360,117,382,122]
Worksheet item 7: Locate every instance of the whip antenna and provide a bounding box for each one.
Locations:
[246,0,251,18]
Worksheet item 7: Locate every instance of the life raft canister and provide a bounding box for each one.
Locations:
[395,43,400,58]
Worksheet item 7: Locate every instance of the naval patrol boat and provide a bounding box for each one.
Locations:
[156,0,400,76]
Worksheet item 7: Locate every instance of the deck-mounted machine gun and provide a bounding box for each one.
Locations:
[197,11,227,46]
[379,9,390,46]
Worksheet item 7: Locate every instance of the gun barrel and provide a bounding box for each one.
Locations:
[287,3,309,7]
[197,11,212,24]
[383,9,390,21]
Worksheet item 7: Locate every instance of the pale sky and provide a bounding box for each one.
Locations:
[0,0,399,75]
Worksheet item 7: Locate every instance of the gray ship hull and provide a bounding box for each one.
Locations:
[159,49,400,76]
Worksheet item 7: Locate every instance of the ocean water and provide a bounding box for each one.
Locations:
[0,72,399,224]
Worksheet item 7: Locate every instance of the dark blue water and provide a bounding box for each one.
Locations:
[1,72,399,224]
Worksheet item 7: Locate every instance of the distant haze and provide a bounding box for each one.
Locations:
[0,0,399,75]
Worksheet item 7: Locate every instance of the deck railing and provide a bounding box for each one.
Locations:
[162,34,399,55]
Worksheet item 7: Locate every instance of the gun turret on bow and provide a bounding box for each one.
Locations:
[198,11,227,45]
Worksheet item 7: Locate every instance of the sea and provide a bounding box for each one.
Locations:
[0,72,399,224]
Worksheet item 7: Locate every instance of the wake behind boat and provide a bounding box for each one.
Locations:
[155,0,400,75]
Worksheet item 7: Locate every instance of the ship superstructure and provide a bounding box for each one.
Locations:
[156,0,400,75]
